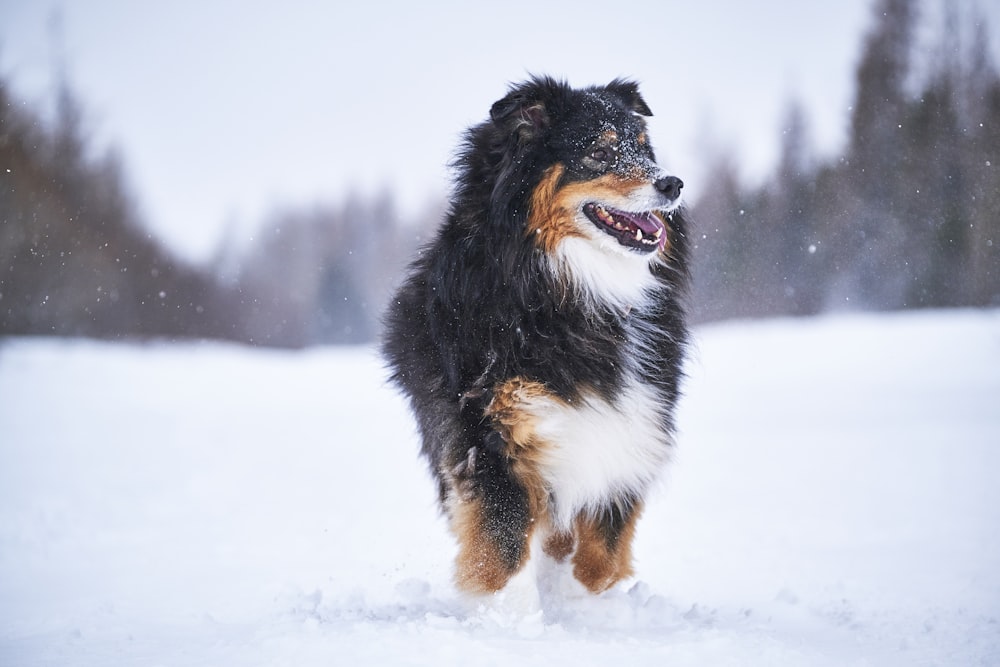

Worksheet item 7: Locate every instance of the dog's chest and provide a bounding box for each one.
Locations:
[524,374,672,528]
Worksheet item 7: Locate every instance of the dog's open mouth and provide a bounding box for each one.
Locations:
[583,203,667,253]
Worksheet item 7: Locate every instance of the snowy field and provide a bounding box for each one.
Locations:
[1,309,998,666]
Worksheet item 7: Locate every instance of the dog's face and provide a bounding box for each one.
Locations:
[490,78,683,263]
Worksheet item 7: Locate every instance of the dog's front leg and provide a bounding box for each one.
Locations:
[447,430,534,594]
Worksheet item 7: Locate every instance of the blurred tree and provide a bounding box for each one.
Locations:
[850,0,917,188]
[845,0,918,310]
[688,153,755,322]
[962,17,1000,306]
[688,0,999,321]
[0,76,234,341]
[902,68,965,307]
[235,193,440,346]
[769,100,823,315]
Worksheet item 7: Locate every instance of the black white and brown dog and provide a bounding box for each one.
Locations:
[383,76,689,596]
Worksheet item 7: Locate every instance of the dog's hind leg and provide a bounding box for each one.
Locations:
[571,500,643,593]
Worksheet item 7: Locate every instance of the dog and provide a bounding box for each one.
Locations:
[382,76,689,595]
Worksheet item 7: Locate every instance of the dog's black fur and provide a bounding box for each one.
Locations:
[382,76,690,594]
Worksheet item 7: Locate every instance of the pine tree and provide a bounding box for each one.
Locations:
[845,0,918,309]
[963,17,1000,305]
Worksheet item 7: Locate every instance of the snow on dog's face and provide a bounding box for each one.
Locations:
[488,78,685,306]
[491,79,683,260]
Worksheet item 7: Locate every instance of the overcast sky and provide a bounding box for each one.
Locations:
[2,0,998,261]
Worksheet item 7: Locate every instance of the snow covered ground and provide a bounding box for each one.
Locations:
[1,309,998,666]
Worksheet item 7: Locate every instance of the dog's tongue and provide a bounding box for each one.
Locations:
[621,211,667,250]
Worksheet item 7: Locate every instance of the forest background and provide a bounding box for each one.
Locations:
[2,0,998,347]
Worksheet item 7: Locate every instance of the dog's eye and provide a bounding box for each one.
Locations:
[582,145,616,172]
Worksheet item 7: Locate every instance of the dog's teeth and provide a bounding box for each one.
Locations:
[634,229,643,242]
[654,227,663,238]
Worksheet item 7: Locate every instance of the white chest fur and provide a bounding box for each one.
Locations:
[521,375,673,529]
[549,236,659,310]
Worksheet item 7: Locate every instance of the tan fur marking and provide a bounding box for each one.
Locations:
[527,164,585,254]
[623,165,648,181]
[571,501,644,593]
[552,174,651,216]
[527,168,659,254]
[542,530,575,562]
[450,495,519,593]
[485,377,560,519]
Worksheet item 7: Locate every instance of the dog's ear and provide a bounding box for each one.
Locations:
[490,84,552,140]
[605,79,653,117]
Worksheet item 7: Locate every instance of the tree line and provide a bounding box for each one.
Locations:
[687,0,999,321]
[1,0,997,347]
[0,74,437,347]
[0,81,235,341]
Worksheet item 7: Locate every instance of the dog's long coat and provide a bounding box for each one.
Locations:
[383,77,690,594]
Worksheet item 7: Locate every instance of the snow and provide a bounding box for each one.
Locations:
[1,309,998,666]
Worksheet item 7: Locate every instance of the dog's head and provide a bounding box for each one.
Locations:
[488,77,683,264]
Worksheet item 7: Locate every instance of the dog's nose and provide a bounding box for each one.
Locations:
[654,175,684,200]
